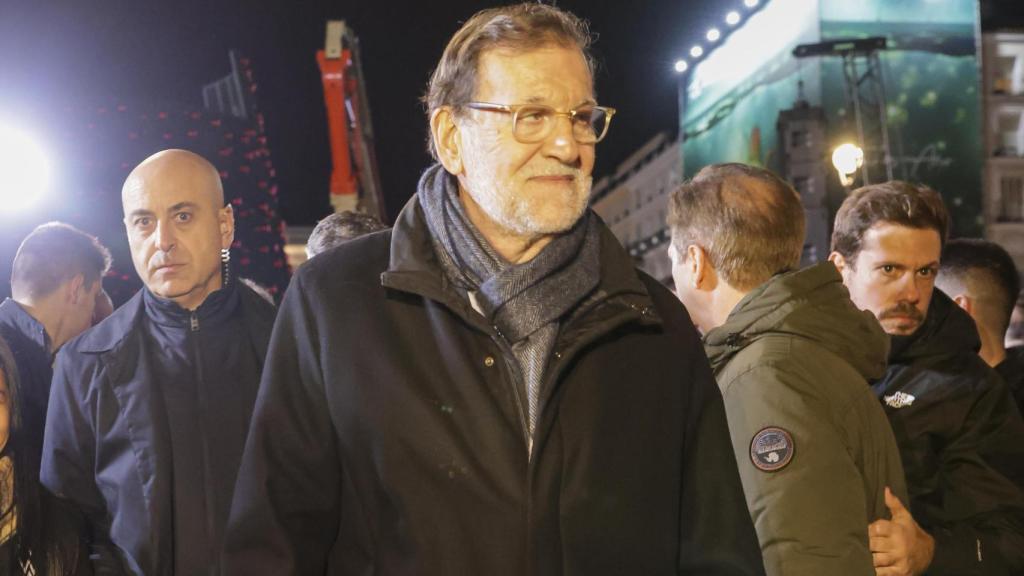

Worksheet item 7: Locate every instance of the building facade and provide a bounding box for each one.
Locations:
[591,133,682,285]
[983,31,1024,268]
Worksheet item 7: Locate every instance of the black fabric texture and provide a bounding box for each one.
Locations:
[876,290,1024,574]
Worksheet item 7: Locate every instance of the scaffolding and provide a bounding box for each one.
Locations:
[794,37,895,184]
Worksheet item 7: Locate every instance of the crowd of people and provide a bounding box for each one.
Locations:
[0,3,1022,575]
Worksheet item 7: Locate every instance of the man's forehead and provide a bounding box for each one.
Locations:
[860,223,941,262]
[122,179,218,212]
[475,45,594,102]
[123,150,222,204]
[122,169,222,213]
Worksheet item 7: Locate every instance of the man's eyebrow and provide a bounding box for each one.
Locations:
[169,201,200,212]
[126,209,155,220]
[522,96,598,108]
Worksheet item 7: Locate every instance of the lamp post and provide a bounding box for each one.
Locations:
[831,143,864,191]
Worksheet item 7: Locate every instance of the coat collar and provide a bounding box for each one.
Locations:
[381,192,660,325]
[0,298,53,356]
[76,280,271,357]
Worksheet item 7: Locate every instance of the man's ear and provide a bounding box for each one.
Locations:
[829,251,848,275]
[67,274,86,304]
[688,244,716,292]
[219,204,236,250]
[952,293,973,315]
[430,106,463,175]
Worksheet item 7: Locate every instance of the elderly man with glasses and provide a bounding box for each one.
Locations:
[224,4,765,575]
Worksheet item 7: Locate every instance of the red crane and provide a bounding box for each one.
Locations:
[316,21,385,220]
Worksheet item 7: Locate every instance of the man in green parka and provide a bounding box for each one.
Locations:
[668,163,911,576]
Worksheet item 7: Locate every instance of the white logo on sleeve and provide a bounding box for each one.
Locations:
[884,391,916,409]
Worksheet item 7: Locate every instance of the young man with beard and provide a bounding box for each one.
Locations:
[224,4,764,575]
[831,181,1024,575]
[668,163,907,576]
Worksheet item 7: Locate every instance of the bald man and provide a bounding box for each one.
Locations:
[41,149,276,576]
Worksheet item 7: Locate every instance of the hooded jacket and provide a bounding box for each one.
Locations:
[876,290,1024,575]
[704,262,907,576]
[223,197,766,576]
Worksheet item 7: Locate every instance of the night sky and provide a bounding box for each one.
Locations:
[0,0,727,226]
[1,0,1021,228]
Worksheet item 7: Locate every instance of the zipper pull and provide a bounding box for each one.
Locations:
[190,312,199,332]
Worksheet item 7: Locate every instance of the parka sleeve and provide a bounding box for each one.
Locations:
[41,349,127,575]
[718,363,881,576]
[676,337,767,576]
[223,269,342,576]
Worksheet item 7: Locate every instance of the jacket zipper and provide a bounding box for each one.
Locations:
[188,311,219,575]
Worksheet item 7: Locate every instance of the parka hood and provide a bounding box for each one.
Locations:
[704,262,889,380]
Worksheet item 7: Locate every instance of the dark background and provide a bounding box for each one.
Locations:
[0,0,1021,292]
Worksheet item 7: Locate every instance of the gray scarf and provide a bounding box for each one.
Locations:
[418,164,600,439]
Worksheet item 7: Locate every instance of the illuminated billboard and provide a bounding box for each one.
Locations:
[681,0,983,235]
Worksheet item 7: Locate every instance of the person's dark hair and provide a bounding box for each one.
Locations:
[306,211,387,258]
[938,238,1021,336]
[831,181,949,266]
[667,163,805,291]
[1008,290,1024,344]
[11,222,111,301]
[422,3,594,159]
[0,338,82,574]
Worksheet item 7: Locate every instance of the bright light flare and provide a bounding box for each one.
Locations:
[706,28,721,42]
[0,123,50,213]
[674,60,689,73]
[725,11,741,25]
[832,143,864,187]
[690,45,704,58]
[744,0,759,7]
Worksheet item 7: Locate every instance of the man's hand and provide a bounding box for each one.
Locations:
[869,487,935,576]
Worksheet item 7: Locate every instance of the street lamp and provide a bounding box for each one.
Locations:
[831,143,864,189]
[0,122,50,214]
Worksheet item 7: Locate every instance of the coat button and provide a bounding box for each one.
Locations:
[484,356,495,367]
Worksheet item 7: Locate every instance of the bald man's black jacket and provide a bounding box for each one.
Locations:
[40,279,275,576]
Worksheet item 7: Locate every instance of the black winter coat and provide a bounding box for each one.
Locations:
[0,298,54,462]
[224,198,765,576]
[874,290,1024,575]
[40,282,276,576]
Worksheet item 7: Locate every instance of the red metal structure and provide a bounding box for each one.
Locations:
[316,21,385,220]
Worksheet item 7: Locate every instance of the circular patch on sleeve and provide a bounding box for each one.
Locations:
[749,427,794,472]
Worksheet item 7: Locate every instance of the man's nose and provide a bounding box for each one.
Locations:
[154,220,176,252]
[542,115,581,164]
[897,274,921,303]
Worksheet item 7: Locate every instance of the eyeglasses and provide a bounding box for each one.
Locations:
[464,102,616,144]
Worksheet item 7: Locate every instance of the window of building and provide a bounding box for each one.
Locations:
[999,175,1024,222]
[792,176,811,196]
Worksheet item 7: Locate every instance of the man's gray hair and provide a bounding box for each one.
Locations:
[306,211,387,259]
[667,163,805,291]
[422,3,595,159]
